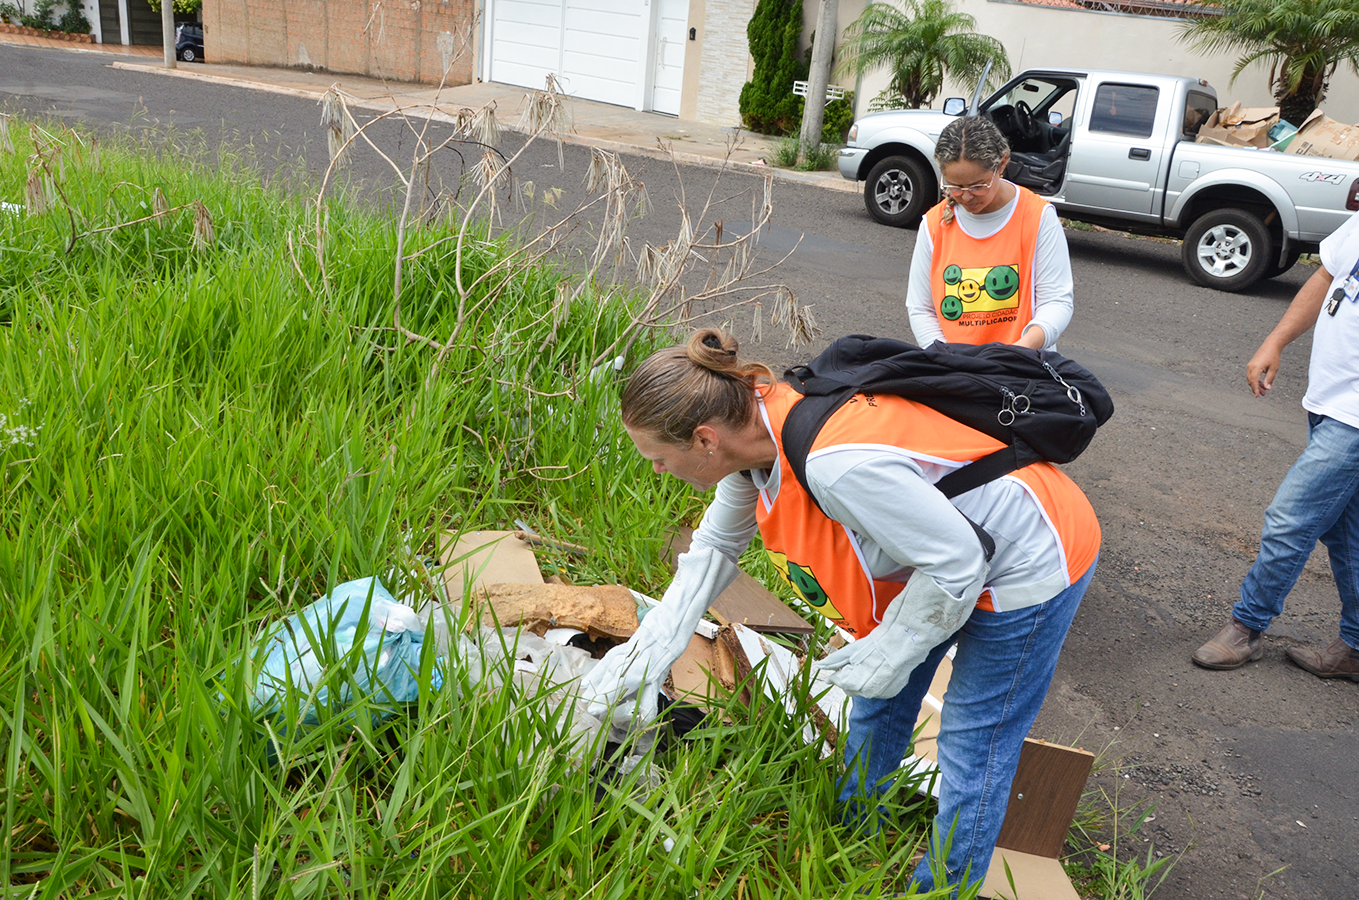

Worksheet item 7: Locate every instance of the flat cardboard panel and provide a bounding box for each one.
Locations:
[979,848,1082,900]
[668,528,814,634]
[994,739,1096,858]
[1284,109,1359,160]
[438,530,544,602]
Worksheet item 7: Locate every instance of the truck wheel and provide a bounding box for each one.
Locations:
[1264,246,1301,279]
[1181,209,1271,292]
[864,155,932,228]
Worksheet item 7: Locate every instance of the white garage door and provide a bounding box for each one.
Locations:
[488,0,564,97]
[561,0,643,108]
[488,0,683,112]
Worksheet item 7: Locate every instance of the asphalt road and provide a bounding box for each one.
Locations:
[4,41,1357,900]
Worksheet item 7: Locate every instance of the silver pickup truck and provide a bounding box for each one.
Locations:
[838,68,1359,292]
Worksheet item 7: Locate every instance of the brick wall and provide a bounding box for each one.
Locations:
[694,0,754,126]
[203,0,474,86]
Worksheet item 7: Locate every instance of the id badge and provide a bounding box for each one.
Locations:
[1345,274,1359,304]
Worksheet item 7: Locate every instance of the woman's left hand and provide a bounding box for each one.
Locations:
[814,572,976,698]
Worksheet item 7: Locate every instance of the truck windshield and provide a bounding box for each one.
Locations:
[988,77,1067,115]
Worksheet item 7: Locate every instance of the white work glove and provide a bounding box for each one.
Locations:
[578,546,738,729]
[813,571,979,699]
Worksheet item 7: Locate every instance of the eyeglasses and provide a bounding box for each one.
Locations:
[941,171,999,197]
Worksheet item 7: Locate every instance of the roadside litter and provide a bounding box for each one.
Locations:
[240,526,1096,899]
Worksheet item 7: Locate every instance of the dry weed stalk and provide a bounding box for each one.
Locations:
[589,142,816,368]
[307,29,811,401]
[0,114,13,155]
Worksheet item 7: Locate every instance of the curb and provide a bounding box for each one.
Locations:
[107,61,859,195]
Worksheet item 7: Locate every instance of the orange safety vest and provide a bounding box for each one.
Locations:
[924,186,1049,345]
[755,383,1100,637]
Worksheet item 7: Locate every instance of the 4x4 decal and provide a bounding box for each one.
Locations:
[1300,171,1346,185]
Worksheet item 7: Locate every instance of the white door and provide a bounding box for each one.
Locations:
[488,0,647,109]
[650,0,687,116]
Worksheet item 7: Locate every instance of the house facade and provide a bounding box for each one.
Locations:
[193,0,1359,127]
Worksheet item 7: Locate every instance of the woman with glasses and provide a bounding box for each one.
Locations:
[906,116,1074,350]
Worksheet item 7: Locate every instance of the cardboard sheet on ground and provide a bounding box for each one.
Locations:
[438,530,544,601]
[668,528,813,634]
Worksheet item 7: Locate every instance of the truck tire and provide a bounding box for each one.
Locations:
[1264,245,1302,279]
[864,155,932,228]
[1181,209,1272,292]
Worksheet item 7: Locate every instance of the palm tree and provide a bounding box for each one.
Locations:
[1178,0,1359,126]
[836,0,1010,110]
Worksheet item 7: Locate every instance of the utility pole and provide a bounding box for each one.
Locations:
[798,0,839,165]
[162,0,176,69]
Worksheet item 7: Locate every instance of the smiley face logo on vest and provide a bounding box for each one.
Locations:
[938,263,1022,317]
[766,550,845,622]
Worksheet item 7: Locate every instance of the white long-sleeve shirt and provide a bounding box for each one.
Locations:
[906,188,1074,350]
[688,399,1075,616]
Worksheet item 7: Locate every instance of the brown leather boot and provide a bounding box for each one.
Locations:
[1285,638,1359,681]
[1192,619,1263,670]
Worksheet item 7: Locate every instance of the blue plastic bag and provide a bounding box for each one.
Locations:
[248,577,442,725]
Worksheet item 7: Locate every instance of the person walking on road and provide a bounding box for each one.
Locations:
[1192,211,1359,681]
[906,116,1074,349]
[582,328,1101,893]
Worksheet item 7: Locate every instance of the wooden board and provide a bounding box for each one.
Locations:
[438,530,544,602]
[979,847,1082,900]
[994,739,1096,859]
[668,528,814,635]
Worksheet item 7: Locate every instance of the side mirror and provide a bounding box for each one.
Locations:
[943,97,966,117]
[1048,111,1064,126]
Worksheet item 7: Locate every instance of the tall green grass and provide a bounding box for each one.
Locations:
[0,121,945,897]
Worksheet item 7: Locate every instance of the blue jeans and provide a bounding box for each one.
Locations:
[1234,412,1359,649]
[838,560,1096,893]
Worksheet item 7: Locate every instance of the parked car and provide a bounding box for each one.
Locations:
[175,23,203,63]
[838,67,1359,292]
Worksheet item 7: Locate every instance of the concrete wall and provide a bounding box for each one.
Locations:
[203,0,476,86]
[845,0,1359,125]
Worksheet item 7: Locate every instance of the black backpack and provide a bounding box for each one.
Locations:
[780,336,1114,554]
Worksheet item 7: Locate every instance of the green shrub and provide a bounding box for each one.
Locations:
[19,0,58,29]
[771,134,801,167]
[821,91,856,143]
[58,5,90,33]
[0,2,21,24]
[739,0,807,136]
[144,0,202,13]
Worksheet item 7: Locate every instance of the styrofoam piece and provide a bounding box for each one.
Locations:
[543,627,584,645]
[632,589,720,640]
